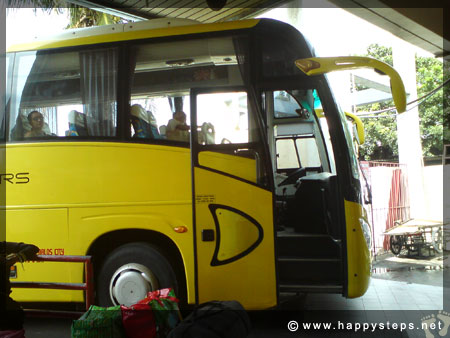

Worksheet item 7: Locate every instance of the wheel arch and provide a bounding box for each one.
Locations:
[87,229,187,303]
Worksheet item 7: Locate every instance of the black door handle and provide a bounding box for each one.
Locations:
[202,229,215,242]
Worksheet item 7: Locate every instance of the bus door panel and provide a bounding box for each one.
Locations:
[191,90,277,309]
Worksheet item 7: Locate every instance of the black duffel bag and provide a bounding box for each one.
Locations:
[168,301,251,338]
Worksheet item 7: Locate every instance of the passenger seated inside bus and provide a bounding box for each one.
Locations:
[23,111,54,138]
[159,125,167,138]
[130,104,161,139]
[199,122,215,144]
[166,110,190,142]
[66,110,88,136]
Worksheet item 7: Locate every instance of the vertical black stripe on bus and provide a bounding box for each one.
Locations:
[249,30,280,307]
[1,6,6,243]
[190,88,199,306]
[316,78,351,297]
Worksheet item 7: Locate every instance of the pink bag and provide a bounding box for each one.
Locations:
[0,329,26,338]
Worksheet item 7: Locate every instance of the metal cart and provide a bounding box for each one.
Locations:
[383,219,445,257]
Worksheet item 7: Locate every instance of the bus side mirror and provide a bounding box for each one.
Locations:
[345,111,365,145]
[295,56,407,114]
[315,108,365,145]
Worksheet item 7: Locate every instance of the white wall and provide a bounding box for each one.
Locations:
[423,165,444,221]
[423,164,448,251]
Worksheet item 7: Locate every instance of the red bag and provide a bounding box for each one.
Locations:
[121,303,156,338]
[137,288,181,336]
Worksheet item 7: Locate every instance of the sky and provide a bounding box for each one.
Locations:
[6,8,69,49]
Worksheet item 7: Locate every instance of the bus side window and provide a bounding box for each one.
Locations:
[195,91,270,187]
[7,48,118,141]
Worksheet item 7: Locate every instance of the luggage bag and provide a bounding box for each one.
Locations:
[168,301,251,338]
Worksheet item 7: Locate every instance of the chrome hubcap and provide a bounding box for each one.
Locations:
[109,263,158,306]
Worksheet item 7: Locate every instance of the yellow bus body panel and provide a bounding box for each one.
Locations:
[3,142,195,303]
[7,19,259,53]
[194,167,277,309]
[5,208,71,301]
[198,151,257,183]
[345,200,371,298]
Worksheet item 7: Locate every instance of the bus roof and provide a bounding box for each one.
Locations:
[7,18,260,53]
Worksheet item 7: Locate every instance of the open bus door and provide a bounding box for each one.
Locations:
[190,88,277,309]
[293,55,407,298]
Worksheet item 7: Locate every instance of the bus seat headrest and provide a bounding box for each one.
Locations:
[69,110,86,126]
[131,104,157,127]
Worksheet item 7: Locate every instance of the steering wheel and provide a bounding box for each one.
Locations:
[278,167,307,186]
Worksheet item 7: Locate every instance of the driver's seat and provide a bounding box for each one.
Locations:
[291,173,336,235]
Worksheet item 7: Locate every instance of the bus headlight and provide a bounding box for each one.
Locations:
[359,217,372,250]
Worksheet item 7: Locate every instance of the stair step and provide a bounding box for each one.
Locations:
[278,259,342,285]
[276,233,341,258]
[280,284,343,293]
[277,231,332,238]
[278,257,341,263]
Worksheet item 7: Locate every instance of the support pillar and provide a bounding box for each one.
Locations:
[393,40,427,219]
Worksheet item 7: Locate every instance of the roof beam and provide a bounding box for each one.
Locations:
[65,0,161,21]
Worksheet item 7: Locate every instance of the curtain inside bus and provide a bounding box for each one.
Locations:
[79,48,118,137]
[8,48,119,140]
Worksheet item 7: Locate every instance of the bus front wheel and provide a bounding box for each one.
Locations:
[97,242,178,307]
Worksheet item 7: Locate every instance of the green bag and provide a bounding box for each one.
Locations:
[71,305,126,338]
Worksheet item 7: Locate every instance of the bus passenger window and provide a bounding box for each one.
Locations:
[129,37,242,145]
[128,96,190,143]
[196,92,248,145]
[195,91,270,187]
[7,48,118,142]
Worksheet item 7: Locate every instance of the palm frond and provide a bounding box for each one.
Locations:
[6,0,125,29]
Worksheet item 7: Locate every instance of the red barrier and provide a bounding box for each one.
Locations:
[11,255,94,312]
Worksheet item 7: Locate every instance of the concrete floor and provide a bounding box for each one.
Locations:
[21,251,449,338]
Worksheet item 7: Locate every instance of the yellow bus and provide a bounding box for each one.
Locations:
[2,18,406,310]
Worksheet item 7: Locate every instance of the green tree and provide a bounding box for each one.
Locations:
[356,43,445,161]
[357,45,397,161]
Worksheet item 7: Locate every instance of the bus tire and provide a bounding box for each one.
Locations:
[97,242,178,307]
